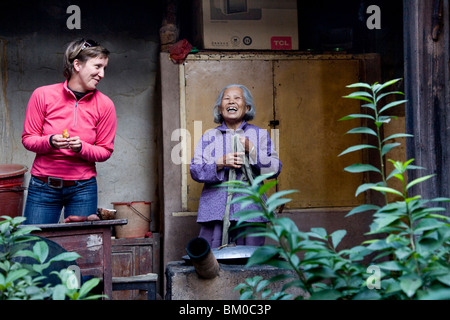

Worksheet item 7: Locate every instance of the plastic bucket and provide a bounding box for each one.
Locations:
[112,201,151,239]
[0,164,28,218]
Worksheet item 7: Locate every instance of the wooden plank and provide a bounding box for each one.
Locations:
[404,0,450,211]
[30,219,127,230]
[112,273,157,283]
[274,59,363,208]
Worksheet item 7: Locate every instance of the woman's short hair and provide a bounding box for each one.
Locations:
[63,38,110,79]
[213,84,256,124]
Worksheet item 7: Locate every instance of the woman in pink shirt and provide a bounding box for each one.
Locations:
[22,38,117,224]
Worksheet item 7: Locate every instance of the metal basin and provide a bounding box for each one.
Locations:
[183,245,259,264]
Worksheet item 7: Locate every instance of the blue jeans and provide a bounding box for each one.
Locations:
[23,176,98,224]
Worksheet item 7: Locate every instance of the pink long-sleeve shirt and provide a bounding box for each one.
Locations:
[22,81,117,180]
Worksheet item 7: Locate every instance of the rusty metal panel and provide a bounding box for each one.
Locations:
[183,55,367,212]
[184,59,274,211]
[274,59,363,208]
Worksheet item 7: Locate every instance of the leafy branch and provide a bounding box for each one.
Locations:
[229,79,450,300]
[0,216,106,300]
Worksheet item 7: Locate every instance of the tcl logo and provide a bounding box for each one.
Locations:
[271,37,292,50]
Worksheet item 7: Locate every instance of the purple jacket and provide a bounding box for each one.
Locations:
[190,121,282,223]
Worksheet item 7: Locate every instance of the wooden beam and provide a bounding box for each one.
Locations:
[403,0,450,208]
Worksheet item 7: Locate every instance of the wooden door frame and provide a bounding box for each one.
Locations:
[403,0,450,212]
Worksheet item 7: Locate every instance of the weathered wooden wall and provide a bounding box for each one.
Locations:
[404,0,450,211]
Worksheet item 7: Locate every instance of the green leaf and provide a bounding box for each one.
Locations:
[339,114,375,121]
[0,273,5,287]
[381,143,401,157]
[230,197,258,209]
[247,246,280,266]
[370,186,404,197]
[78,277,101,300]
[50,251,81,263]
[360,102,377,111]
[264,259,292,270]
[233,210,265,223]
[339,144,377,157]
[275,217,300,234]
[234,283,248,292]
[400,274,422,298]
[414,218,444,234]
[330,230,346,249]
[33,241,49,264]
[5,269,29,284]
[343,91,374,103]
[52,284,67,300]
[33,261,51,274]
[394,246,412,260]
[239,290,254,300]
[281,279,305,292]
[373,215,403,229]
[430,197,450,203]
[406,174,435,190]
[345,204,380,217]
[376,91,405,102]
[245,275,261,287]
[309,227,327,239]
[256,279,270,293]
[352,289,382,300]
[420,289,450,300]
[252,173,275,188]
[437,274,450,287]
[258,180,278,196]
[375,116,394,128]
[219,180,248,188]
[379,99,407,114]
[309,289,342,300]
[355,183,383,197]
[346,82,372,89]
[12,226,41,237]
[373,78,402,93]
[383,133,414,142]
[224,188,256,196]
[344,163,381,174]
[13,249,39,261]
[378,261,404,271]
[346,127,377,136]
[265,190,297,207]
[267,198,292,213]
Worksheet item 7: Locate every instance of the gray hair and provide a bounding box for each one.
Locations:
[213,84,256,124]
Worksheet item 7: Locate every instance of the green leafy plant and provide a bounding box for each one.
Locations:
[226,175,371,300]
[340,79,450,299]
[51,269,104,300]
[229,79,450,300]
[0,215,106,300]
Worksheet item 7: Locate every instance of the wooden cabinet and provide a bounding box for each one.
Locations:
[160,51,382,266]
[111,234,160,300]
[181,53,380,211]
[32,220,128,299]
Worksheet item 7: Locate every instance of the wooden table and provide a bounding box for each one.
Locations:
[31,219,127,299]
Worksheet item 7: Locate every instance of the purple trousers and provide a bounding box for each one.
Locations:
[199,221,266,248]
